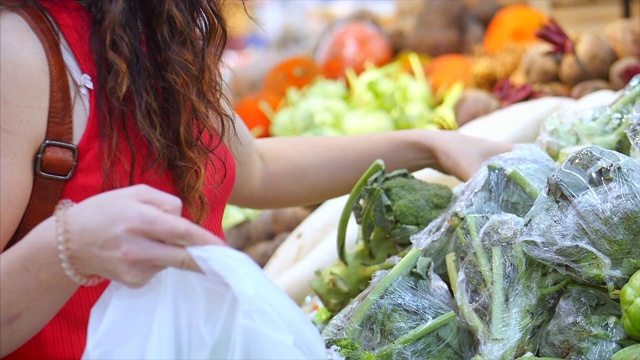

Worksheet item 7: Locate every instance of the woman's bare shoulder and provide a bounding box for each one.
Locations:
[0,7,49,140]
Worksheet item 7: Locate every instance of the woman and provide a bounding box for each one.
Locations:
[0,0,513,358]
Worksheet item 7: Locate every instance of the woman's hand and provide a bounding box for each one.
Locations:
[61,185,223,287]
[428,131,514,181]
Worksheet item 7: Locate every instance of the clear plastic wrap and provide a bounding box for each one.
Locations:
[627,110,640,160]
[412,144,557,276]
[323,249,473,360]
[537,285,630,360]
[536,74,640,162]
[518,146,640,291]
[450,213,565,360]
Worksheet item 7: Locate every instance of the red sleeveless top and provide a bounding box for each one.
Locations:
[5,1,236,359]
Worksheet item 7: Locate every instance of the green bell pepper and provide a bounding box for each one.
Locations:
[621,270,640,341]
[611,344,640,360]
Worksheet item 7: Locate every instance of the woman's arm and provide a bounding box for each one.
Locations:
[228,112,513,209]
[0,10,77,355]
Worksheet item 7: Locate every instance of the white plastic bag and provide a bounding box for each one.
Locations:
[82,245,327,359]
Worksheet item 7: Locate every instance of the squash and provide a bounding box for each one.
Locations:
[262,56,321,98]
[483,4,548,55]
[233,91,281,138]
[426,53,474,93]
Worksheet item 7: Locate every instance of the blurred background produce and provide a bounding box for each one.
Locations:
[221,0,638,267]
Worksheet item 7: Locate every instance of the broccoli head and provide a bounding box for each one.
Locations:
[352,168,453,252]
[380,175,453,230]
[327,338,375,360]
[311,161,455,316]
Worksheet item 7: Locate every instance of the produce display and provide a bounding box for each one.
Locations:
[257,76,639,359]
[221,3,640,357]
[315,78,640,359]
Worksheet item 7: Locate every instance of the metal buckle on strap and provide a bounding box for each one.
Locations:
[35,140,78,180]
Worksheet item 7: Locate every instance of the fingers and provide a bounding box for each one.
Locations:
[133,206,224,247]
[170,247,202,273]
[101,238,209,287]
[139,242,204,277]
[127,184,184,216]
[121,185,224,245]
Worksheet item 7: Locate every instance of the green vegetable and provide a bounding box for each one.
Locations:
[221,205,262,231]
[519,146,640,291]
[448,214,566,359]
[268,53,463,137]
[322,249,473,359]
[611,344,640,360]
[537,74,639,162]
[326,338,375,360]
[621,270,640,341]
[340,108,395,135]
[310,160,453,314]
[538,285,631,359]
[414,144,558,277]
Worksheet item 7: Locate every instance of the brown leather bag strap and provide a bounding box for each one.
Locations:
[6,2,75,249]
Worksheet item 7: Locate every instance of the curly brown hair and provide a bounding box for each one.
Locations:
[76,0,236,223]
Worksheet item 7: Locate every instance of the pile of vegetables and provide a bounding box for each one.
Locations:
[323,146,640,360]
[268,53,462,137]
[310,77,640,359]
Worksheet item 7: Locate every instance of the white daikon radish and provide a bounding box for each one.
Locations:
[271,215,359,304]
[263,195,347,278]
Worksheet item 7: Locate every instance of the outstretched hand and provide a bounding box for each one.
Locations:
[430,131,514,182]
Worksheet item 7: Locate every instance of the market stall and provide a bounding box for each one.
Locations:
[221,0,640,358]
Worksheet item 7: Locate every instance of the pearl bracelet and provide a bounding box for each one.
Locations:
[55,200,105,287]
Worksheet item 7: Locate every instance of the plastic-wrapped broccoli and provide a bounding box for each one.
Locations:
[448,214,566,360]
[518,146,640,291]
[413,144,558,276]
[311,160,454,315]
[537,285,634,359]
[537,74,640,162]
[323,249,474,360]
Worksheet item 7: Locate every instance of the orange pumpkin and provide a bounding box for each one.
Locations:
[315,19,394,80]
[263,56,321,98]
[233,91,281,138]
[426,53,474,93]
[483,4,549,55]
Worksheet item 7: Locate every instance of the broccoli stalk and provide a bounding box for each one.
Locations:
[311,160,453,315]
[323,248,473,359]
[342,248,422,339]
[375,311,457,359]
[449,214,567,360]
[413,144,558,281]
